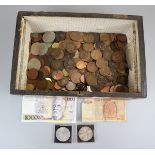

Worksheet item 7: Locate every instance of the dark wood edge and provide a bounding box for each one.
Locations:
[136,16,147,98]
[10,11,147,98]
[17,11,142,20]
[10,89,145,98]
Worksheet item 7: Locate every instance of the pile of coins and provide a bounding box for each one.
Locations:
[26,31,129,93]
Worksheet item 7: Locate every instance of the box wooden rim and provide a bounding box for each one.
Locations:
[10,11,147,98]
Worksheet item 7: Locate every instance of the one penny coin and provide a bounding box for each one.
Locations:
[96,57,108,68]
[76,60,87,69]
[111,51,125,63]
[27,69,38,80]
[83,33,94,43]
[51,59,63,70]
[87,62,98,72]
[85,73,97,85]
[83,43,94,52]
[70,32,83,42]
[52,70,64,80]
[91,49,102,60]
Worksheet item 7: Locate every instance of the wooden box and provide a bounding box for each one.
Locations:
[10,11,147,98]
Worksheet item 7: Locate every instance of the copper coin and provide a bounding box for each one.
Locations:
[70,32,83,42]
[99,66,113,77]
[55,31,66,42]
[83,43,94,52]
[27,69,38,80]
[53,82,61,90]
[102,49,113,61]
[85,73,97,85]
[56,50,64,60]
[117,62,127,73]
[51,59,63,70]
[80,74,85,83]
[50,48,64,59]
[66,81,76,91]
[28,58,41,70]
[100,33,111,42]
[96,57,108,68]
[36,80,48,90]
[31,33,42,42]
[76,60,87,69]
[117,75,128,85]
[83,33,94,43]
[114,84,129,92]
[111,51,125,63]
[79,50,91,62]
[57,77,69,87]
[91,49,102,60]
[70,71,81,84]
[52,70,64,80]
[27,79,38,88]
[26,84,35,90]
[116,34,127,43]
[41,66,51,77]
[66,42,76,53]
[87,62,98,72]
[115,41,127,51]
[73,41,81,49]
[100,85,110,92]
[43,31,55,43]
[100,41,109,51]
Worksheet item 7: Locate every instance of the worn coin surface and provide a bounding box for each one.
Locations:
[28,58,41,70]
[87,62,98,72]
[91,49,102,60]
[42,31,55,43]
[66,81,76,91]
[27,69,38,80]
[70,31,83,42]
[56,127,70,142]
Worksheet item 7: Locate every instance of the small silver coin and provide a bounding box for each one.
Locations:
[56,127,70,142]
[43,31,55,43]
[66,81,76,91]
[30,42,41,55]
[39,43,48,55]
[78,126,93,142]
[28,58,41,70]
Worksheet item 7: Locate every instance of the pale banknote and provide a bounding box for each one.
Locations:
[22,96,77,123]
[82,98,126,122]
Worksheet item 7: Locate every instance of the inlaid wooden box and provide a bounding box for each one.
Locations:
[10,11,147,98]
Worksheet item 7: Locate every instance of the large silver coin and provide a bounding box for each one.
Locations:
[30,42,41,55]
[28,58,41,70]
[56,127,70,142]
[78,126,93,142]
[43,31,55,43]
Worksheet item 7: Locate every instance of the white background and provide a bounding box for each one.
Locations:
[0,5,154,149]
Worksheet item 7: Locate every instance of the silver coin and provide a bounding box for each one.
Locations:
[56,127,70,142]
[39,43,48,55]
[28,58,41,70]
[66,81,76,91]
[43,31,55,43]
[78,126,93,142]
[30,42,41,55]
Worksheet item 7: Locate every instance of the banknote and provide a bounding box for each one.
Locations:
[82,98,126,122]
[22,96,77,123]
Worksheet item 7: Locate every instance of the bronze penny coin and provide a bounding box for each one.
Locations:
[31,33,42,42]
[108,61,118,69]
[76,60,87,70]
[27,79,38,88]
[55,31,66,42]
[56,50,64,60]
[85,73,97,85]
[91,49,102,60]
[66,32,72,39]
[83,43,94,52]
[66,81,76,91]
[115,41,127,51]
[70,70,81,84]
[27,69,38,80]
[66,42,76,53]
[96,57,108,68]
[117,75,128,85]
[50,48,64,59]
[102,48,113,61]
[41,66,51,77]
[54,82,62,90]
[73,41,81,49]
[100,85,110,92]
[79,50,91,62]
[26,84,35,90]
[114,84,129,92]
[111,51,125,63]
[28,58,41,70]
[116,34,127,43]
[43,31,55,43]
[51,59,63,70]
[110,41,118,51]
[99,66,113,77]
[87,62,98,72]
[100,33,111,42]
[36,80,48,90]
[70,32,83,42]
[83,33,94,43]
[52,70,64,80]
[117,62,127,74]
[57,77,69,87]
[41,55,52,66]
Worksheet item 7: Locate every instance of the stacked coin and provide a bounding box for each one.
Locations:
[27,31,129,93]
